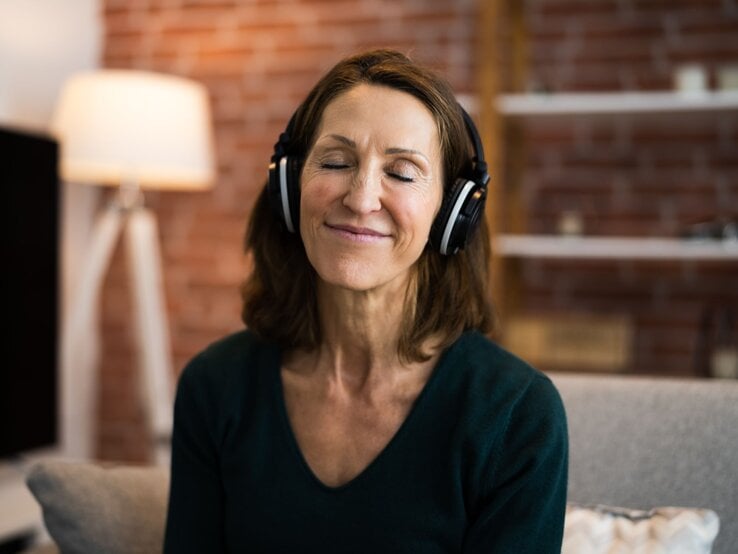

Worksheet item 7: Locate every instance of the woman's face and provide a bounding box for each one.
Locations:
[299,83,443,294]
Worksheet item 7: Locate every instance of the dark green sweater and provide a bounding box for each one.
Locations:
[163,330,568,553]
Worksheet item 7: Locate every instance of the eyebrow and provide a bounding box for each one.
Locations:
[325,134,356,148]
[385,147,429,163]
[322,134,430,164]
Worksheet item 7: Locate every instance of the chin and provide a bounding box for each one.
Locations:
[317,267,383,292]
[313,258,410,294]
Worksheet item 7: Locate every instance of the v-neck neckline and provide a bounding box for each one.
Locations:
[272,339,459,493]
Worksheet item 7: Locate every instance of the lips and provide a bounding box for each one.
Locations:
[325,223,390,240]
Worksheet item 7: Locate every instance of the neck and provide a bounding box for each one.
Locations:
[295,277,417,393]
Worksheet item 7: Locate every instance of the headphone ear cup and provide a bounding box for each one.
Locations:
[267,157,282,217]
[430,181,458,253]
[430,177,486,255]
[285,155,302,231]
[267,155,303,233]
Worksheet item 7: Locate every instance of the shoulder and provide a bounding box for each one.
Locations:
[444,333,568,513]
[177,329,278,403]
[196,329,276,366]
[450,331,561,404]
[443,331,567,437]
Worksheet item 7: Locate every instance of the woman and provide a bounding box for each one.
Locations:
[164,49,568,553]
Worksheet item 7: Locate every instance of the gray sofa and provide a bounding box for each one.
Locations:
[551,373,738,553]
[25,373,738,553]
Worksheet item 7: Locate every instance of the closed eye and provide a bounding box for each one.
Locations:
[387,172,414,183]
[386,160,418,183]
[321,162,350,170]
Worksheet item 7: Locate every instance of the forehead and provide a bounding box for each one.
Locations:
[314,84,440,154]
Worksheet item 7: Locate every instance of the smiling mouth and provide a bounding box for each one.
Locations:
[325,223,390,241]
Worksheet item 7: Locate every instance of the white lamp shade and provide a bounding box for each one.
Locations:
[52,69,215,190]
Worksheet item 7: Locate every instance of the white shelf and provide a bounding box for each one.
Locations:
[497,91,738,116]
[496,234,738,261]
[457,91,738,116]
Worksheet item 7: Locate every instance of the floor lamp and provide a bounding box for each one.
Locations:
[53,70,214,464]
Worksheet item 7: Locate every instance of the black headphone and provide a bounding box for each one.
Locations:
[267,103,489,255]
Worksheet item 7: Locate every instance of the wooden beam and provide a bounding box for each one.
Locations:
[477,0,505,333]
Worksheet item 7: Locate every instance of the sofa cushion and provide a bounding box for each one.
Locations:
[26,461,169,554]
[563,503,720,554]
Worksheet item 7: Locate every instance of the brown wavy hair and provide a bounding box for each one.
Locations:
[241,49,493,362]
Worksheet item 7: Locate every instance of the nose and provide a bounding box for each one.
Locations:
[342,166,382,214]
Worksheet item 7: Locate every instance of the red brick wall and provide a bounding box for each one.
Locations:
[505,0,738,376]
[526,0,738,92]
[96,0,737,461]
[98,0,478,461]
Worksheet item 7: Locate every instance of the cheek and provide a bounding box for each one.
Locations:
[394,191,442,242]
[415,186,444,226]
[299,175,346,243]
[300,177,331,218]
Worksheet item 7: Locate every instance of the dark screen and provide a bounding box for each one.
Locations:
[0,126,59,457]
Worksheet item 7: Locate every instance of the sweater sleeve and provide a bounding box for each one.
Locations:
[462,374,569,554]
[163,353,227,553]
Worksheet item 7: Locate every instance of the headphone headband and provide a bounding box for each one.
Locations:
[460,107,489,186]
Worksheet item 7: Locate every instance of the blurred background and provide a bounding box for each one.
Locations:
[1,0,736,468]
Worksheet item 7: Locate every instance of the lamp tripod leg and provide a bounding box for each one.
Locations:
[125,208,175,466]
[61,204,124,460]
